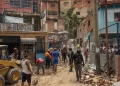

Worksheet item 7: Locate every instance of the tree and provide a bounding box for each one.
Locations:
[63,7,84,38]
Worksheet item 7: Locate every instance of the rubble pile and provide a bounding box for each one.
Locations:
[82,64,115,86]
[83,74,113,86]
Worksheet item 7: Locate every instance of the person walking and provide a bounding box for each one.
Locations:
[49,48,54,70]
[61,47,67,64]
[52,48,60,73]
[68,48,74,72]
[73,50,84,82]
[45,49,52,74]
[21,54,33,86]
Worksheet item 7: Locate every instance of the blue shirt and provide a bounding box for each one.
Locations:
[52,51,59,60]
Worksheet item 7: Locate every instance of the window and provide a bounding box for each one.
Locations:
[48,11,58,15]
[88,20,90,26]
[51,4,55,7]
[5,0,9,4]
[88,0,90,3]
[10,0,21,7]
[10,0,31,8]
[33,1,38,13]
[21,0,31,8]
[114,12,120,21]
[76,12,80,15]
[54,19,58,22]
[64,2,69,6]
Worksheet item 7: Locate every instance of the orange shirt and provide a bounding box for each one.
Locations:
[45,52,52,59]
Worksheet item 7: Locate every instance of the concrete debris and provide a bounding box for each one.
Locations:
[83,75,114,86]
[82,64,115,86]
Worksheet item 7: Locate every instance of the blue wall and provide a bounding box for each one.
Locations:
[98,5,120,33]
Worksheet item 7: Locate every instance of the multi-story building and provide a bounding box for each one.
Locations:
[0,0,49,62]
[98,0,120,44]
[56,0,73,32]
[60,0,73,14]
[41,0,60,31]
[73,0,93,18]
[75,0,94,48]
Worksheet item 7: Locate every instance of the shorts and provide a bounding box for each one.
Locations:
[22,72,31,83]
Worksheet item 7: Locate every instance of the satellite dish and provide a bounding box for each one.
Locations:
[40,13,45,19]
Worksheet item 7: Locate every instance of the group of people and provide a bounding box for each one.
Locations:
[100,44,118,54]
[44,47,85,82]
[44,48,60,73]
[20,46,87,86]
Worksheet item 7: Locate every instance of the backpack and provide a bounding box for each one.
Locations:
[75,54,82,63]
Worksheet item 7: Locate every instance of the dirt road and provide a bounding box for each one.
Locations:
[10,64,85,86]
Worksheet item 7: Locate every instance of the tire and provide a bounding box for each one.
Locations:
[0,75,5,86]
[7,68,20,84]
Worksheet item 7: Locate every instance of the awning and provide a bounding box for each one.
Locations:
[21,38,37,44]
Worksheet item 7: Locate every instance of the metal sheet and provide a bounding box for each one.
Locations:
[21,38,37,44]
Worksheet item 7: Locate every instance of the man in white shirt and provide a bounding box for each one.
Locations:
[21,54,33,86]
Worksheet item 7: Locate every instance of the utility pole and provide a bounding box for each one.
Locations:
[93,0,101,74]
[105,0,110,77]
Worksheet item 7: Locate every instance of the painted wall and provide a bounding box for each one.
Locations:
[98,5,120,33]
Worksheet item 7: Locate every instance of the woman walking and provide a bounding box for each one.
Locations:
[52,48,60,73]
[45,49,52,74]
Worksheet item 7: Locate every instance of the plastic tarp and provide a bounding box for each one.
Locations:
[5,16,23,23]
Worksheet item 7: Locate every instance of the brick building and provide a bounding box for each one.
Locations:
[73,0,93,18]
[60,0,73,14]
[41,0,60,31]
[75,0,94,48]
[0,0,49,62]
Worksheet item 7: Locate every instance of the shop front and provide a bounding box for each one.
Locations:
[20,38,37,63]
[0,36,20,59]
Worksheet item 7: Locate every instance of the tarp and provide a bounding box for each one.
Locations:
[5,16,24,23]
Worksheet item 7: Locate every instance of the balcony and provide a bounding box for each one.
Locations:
[0,23,34,32]
[99,0,120,5]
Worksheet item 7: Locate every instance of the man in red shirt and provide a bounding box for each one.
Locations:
[36,58,45,75]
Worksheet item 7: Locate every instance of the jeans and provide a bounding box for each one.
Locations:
[46,58,51,69]
[69,58,73,71]
[62,54,67,63]
[36,62,45,74]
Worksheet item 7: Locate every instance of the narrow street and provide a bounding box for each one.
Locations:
[11,64,85,86]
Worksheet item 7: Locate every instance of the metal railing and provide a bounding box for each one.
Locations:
[0,23,33,32]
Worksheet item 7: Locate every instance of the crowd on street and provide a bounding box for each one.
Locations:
[0,44,90,86]
[20,45,89,86]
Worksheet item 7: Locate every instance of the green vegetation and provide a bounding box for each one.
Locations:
[63,7,84,38]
